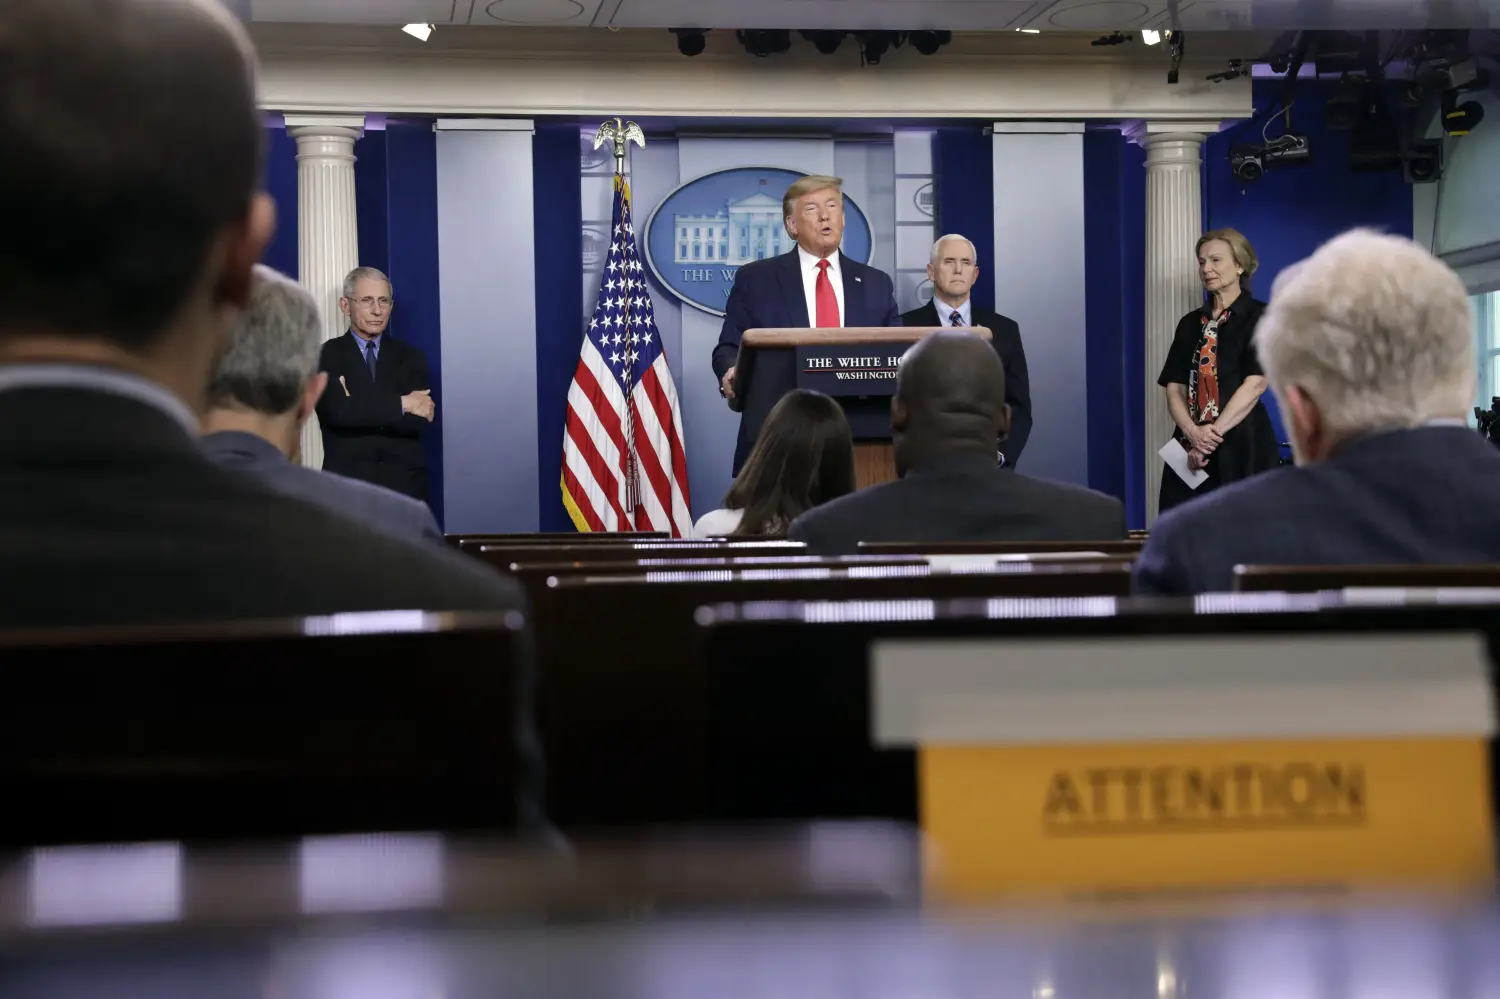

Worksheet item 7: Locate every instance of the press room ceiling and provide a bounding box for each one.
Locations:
[247,0,1500,31]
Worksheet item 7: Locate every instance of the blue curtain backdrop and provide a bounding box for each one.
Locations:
[932,126,997,314]
[1083,127,1144,520]
[533,121,586,532]
[354,130,390,277]
[262,124,299,280]
[378,119,446,528]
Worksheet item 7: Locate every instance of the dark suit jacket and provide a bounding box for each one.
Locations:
[902,299,1032,468]
[711,250,902,473]
[316,331,433,500]
[1133,426,1500,595]
[203,430,442,545]
[0,385,543,830]
[786,451,1127,555]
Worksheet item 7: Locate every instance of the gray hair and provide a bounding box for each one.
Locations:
[930,234,978,268]
[341,266,392,301]
[208,264,322,415]
[1255,229,1476,438]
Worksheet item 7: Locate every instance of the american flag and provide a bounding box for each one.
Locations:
[562,176,692,535]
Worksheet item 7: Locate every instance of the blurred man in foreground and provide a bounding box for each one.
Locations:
[0,0,521,624]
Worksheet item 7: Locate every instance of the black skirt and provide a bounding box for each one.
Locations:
[1158,403,1279,514]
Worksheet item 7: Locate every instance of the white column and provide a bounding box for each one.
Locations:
[1133,121,1218,525]
[284,114,364,470]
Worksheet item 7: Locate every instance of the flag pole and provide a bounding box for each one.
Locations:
[593,117,645,525]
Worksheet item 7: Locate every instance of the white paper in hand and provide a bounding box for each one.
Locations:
[1159,438,1210,489]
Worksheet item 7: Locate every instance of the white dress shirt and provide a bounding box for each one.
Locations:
[693,507,744,537]
[934,296,972,328]
[797,245,844,327]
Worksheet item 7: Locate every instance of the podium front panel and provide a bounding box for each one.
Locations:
[795,343,909,398]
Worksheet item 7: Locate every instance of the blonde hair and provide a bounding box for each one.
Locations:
[782,175,843,234]
[1197,228,1258,293]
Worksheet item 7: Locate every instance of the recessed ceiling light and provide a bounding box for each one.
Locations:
[401,22,434,41]
[1015,28,1040,34]
[1141,29,1161,45]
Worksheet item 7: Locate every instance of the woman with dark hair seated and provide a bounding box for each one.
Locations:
[693,389,856,538]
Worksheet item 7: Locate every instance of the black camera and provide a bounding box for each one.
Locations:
[1230,133,1311,183]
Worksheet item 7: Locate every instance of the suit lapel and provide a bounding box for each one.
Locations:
[912,300,939,328]
[838,252,860,326]
[775,251,809,327]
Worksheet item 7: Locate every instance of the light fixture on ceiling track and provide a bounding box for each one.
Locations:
[402,23,434,41]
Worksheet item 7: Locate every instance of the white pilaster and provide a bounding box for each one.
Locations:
[285,114,364,469]
[1133,120,1218,525]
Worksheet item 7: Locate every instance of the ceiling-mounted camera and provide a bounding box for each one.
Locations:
[1229,133,1311,183]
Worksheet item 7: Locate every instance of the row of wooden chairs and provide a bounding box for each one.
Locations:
[5,528,1499,848]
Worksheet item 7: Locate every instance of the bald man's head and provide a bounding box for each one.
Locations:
[892,331,1009,471]
[0,0,268,349]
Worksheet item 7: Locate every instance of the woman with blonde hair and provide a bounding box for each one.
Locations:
[1156,227,1280,513]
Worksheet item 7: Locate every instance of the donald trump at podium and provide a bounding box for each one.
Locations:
[711,175,901,474]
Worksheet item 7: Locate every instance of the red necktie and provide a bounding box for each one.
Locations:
[814,259,839,327]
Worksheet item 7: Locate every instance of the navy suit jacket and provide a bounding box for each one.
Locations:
[203,430,442,546]
[1133,426,1500,595]
[711,250,901,472]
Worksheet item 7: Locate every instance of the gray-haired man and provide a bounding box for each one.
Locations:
[316,265,435,500]
[202,266,443,544]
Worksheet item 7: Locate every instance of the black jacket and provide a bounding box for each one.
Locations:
[902,300,1032,468]
[0,387,520,626]
[316,331,433,500]
[786,451,1126,555]
[1156,297,1280,491]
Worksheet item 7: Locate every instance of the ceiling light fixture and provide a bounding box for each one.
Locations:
[401,22,433,41]
[1141,29,1161,45]
[1016,28,1040,34]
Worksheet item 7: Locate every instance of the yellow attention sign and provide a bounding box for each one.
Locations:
[920,737,1494,901]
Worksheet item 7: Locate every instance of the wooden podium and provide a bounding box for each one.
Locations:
[731,326,991,489]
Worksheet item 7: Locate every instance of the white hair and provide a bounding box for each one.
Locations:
[342,265,391,301]
[1255,228,1476,438]
[930,234,978,268]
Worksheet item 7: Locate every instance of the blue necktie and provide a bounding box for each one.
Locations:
[949,310,962,327]
[365,341,377,380]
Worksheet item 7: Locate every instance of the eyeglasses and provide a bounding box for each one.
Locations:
[353,296,393,310]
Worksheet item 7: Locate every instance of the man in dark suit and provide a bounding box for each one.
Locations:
[203,266,443,545]
[787,331,1124,554]
[316,266,435,500]
[0,0,525,628]
[901,234,1032,468]
[711,175,902,474]
[1134,229,1500,595]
